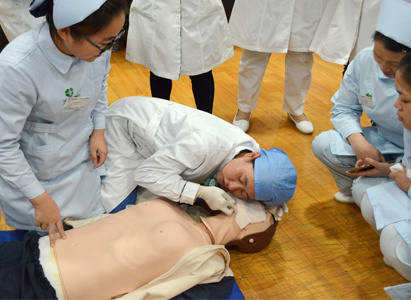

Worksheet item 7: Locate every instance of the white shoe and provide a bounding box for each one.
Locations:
[288,113,314,134]
[334,192,355,204]
[233,111,250,132]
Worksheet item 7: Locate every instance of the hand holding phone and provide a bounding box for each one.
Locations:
[348,164,375,173]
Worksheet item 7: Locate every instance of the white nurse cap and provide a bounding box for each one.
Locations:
[376,0,411,48]
[29,0,107,30]
[53,0,107,30]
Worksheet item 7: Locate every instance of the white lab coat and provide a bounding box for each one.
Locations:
[126,0,234,80]
[101,97,260,212]
[309,0,382,65]
[0,0,44,41]
[229,0,328,53]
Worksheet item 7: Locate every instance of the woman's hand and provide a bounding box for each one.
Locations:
[30,191,66,247]
[89,129,108,169]
[348,157,392,177]
[389,167,411,193]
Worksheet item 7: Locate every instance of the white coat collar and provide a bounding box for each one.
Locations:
[38,23,78,74]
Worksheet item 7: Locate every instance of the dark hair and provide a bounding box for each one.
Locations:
[46,0,128,40]
[398,53,411,90]
[373,31,411,53]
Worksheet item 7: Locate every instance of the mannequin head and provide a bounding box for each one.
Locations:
[201,207,277,253]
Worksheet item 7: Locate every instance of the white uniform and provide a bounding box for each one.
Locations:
[310,0,382,65]
[125,0,234,81]
[312,47,404,196]
[101,97,260,212]
[229,0,327,116]
[0,24,109,230]
[357,129,411,281]
[0,0,44,41]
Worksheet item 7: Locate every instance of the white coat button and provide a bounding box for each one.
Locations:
[156,109,163,115]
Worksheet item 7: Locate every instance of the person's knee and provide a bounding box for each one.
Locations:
[352,177,369,206]
[312,131,330,161]
[360,194,378,233]
[380,224,411,281]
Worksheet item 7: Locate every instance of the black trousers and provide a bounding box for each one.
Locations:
[150,71,215,114]
[0,231,57,299]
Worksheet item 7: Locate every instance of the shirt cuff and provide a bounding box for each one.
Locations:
[20,180,46,200]
[179,182,200,205]
[92,115,106,130]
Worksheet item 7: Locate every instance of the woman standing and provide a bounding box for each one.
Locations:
[125,0,234,114]
[0,0,127,246]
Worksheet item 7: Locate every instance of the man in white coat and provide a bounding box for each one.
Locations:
[229,0,328,134]
[0,0,43,42]
[101,97,297,216]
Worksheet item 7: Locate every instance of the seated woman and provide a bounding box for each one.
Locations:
[312,0,411,204]
[0,197,277,299]
[348,53,411,286]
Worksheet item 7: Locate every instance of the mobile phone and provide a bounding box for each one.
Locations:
[348,164,375,173]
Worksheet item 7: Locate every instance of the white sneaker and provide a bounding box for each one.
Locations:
[233,111,250,132]
[334,192,355,204]
[288,113,314,134]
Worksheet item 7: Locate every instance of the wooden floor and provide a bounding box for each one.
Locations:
[1,46,407,299]
[106,47,407,299]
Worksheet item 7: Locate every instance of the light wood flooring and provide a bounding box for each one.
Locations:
[1,46,408,299]
[106,46,407,299]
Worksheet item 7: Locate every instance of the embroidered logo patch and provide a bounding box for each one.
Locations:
[65,88,74,97]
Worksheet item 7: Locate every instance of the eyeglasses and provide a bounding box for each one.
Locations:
[82,28,125,55]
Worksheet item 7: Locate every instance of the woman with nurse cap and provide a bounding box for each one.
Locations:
[0,0,127,246]
[312,0,411,204]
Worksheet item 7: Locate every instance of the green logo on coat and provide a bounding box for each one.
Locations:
[65,88,74,97]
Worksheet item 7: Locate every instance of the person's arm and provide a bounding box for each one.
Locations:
[89,53,110,168]
[134,139,207,205]
[347,133,384,162]
[330,56,364,139]
[331,51,384,162]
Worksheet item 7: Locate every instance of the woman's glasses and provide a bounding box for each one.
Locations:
[82,28,125,55]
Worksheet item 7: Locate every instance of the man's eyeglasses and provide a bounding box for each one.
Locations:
[82,28,125,55]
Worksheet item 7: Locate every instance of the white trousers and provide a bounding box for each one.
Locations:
[360,193,411,281]
[237,49,313,116]
[381,223,411,281]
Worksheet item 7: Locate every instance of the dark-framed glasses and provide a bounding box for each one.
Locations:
[82,28,125,55]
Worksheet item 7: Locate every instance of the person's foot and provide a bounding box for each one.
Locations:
[334,192,355,204]
[288,113,314,134]
[233,110,251,132]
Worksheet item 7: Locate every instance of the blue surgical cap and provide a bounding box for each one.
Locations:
[254,148,297,206]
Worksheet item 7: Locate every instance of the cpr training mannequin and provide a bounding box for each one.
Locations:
[101,97,297,217]
[0,0,128,246]
[0,197,277,299]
